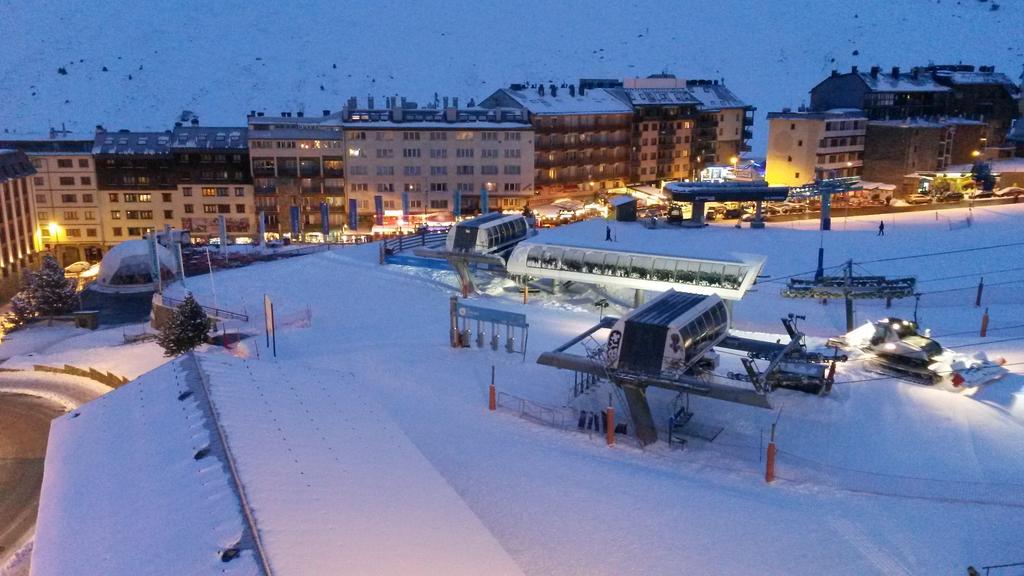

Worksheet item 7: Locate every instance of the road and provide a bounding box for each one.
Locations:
[0,392,65,569]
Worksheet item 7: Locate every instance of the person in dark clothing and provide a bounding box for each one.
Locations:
[605,225,612,241]
[877,220,885,236]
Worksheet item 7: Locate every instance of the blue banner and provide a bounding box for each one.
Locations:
[453,190,462,219]
[348,198,358,231]
[374,195,384,226]
[320,202,330,237]
[456,302,528,328]
[401,190,410,218]
[290,206,300,236]
[480,188,489,214]
[820,189,832,231]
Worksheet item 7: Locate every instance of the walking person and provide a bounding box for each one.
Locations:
[877,220,885,236]
[605,225,612,241]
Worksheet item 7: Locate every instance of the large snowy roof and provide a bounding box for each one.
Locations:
[616,88,701,106]
[499,87,634,115]
[34,353,525,576]
[686,83,749,110]
[169,126,248,150]
[92,130,173,155]
[856,71,951,93]
[932,69,1019,90]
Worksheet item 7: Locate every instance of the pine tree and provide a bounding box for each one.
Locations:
[157,293,210,357]
[31,254,78,318]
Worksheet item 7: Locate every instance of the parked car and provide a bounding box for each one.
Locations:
[904,194,932,205]
[939,191,965,202]
[64,261,91,274]
[970,190,995,199]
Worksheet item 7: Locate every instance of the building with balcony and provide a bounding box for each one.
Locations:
[686,80,755,172]
[247,112,345,239]
[340,96,533,228]
[765,109,866,187]
[810,65,1020,150]
[479,83,633,200]
[169,126,255,241]
[0,149,38,302]
[0,138,103,265]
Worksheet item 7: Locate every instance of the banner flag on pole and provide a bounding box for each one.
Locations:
[374,195,384,226]
[320,202,330,238]
[348,198,358,231]
[480,187,489,215]
[290,206,300,237]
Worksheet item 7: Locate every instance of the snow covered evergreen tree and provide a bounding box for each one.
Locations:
[32,254,79,318]
[157,293,210,357]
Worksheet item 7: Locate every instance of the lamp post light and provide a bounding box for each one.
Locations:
[47,222,62,265]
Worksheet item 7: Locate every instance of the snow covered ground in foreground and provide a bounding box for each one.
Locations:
[104,202,1024,574]
[2,0,1022,153]
[0,321,166,379]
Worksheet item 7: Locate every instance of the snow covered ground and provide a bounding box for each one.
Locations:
[95,202,1024,574]
[2,0,1022,153]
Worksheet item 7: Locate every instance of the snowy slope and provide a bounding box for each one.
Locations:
[145,202,1024,574]
[2,0,1022,153]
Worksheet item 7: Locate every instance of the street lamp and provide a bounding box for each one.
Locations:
[47,222,61,264]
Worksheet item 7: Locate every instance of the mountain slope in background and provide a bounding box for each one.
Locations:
[1,0,1021,154]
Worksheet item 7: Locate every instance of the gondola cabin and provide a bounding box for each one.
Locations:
[446,212,531,255]
[606,290,730,377]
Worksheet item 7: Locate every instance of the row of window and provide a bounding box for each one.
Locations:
[34,193,96,204]
[347,131,522,142]
[347,147,519,159]
[819,136,865,148]
[33,175,92,187]
[347,164,518,176]
[31,158,90,169]
[639,121,694,131]
[348,182,521,193]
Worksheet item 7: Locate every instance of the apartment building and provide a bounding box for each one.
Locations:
[862,118,987,195]
[341,97,534,226]
[247,112,346,239]
[810,65,1020,150]
[0,150,38,302]
[93,130,178,243]
[765,109,866,186]
[479,84,632,200]
[687,80,755,170]
[170,126,255,241]
[0,138,104,265]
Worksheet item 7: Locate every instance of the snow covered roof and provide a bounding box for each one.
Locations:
[34,353,526,575]
[0,149,36,183]
[95,239,177,288]
[686,83,749,110]
[856,71,950,93]
[498,87,634,115]
[169,126,248,150]
[32,357,263,575]
[92,130,173,155]
[608,194,637,206]
[932,69,1019,89]
[767,109,866,121]
[616,88,701,107]
[947,158,1024,173]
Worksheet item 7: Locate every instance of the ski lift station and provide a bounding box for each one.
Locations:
[663,181,790,227]
[506,242,764,301]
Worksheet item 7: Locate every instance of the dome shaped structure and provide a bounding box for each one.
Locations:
[94,240,178,293]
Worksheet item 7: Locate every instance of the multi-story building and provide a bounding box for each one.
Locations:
[765,109,867,186]
[0,138,104,265]
[341,97,534,226]
[810,64,1020,150]
[93,130,177,242]
[479,84,633,200]
[247,112,346,239]
[862,118,987,195]
[686,80,755,171]
[170,126,255,241]
[0,149,38,302]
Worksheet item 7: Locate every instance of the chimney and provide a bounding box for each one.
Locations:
[347,96,357,109]
[870,66,880,78]
[579,84,586,96]
[385,96,391,108]
[190,118,199,126]
[569,84,576,97]
[538,84,545,96]
[443,96,449,108]
[96,124,106,133]
[831,69,839,78]
[256,112,264,117]
[891,66,900,78]
[851,65,858,74]
[367,96,374,109]
[249,110,256,117]
[401,96,407,108]
[549,83,557,97]
[323,109,330,116]
[174,121,183,127]
[297,111,304,117]
[453,97,459,108]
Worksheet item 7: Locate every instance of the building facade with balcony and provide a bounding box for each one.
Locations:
[0,149,38,302]
[341,97,533,227]
[479,84,632,200]
[862,118,987,195]
[247,112,345,239]
[686,80,755,173]
[765,109,867,187]
[170,126,255,241]
[0,138,104,265]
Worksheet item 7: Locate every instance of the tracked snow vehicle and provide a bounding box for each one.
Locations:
[834,318,1006,387]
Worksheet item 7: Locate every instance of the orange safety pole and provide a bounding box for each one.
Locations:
[488,365,497,411]
[765,423,777,483]
[980,308,989,337]
[522,282,528,305]
[606,406,615,446]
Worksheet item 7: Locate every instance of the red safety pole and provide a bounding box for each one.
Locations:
[606,402,615,447]
[488,365,497,411]
[980,308,990,337]
[765,423,777,483]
